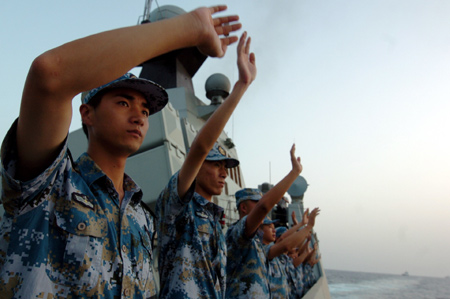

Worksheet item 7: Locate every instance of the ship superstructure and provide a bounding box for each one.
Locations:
[68,5,243,227]
[0,3,330,298]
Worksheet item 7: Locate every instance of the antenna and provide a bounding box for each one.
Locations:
[269,161,271,184]
[138,0,153,24]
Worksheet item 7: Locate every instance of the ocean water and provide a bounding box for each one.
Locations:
[326,269,450,299]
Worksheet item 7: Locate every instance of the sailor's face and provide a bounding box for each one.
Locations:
[261,223,276,244]
[86,88,149,155]
[195,160,228,201]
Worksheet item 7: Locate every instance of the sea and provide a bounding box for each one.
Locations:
[326,269,450,299]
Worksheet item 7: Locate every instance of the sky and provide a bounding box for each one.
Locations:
[1,0,450,278]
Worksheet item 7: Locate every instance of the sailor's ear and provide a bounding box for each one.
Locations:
[80,104,93,125]
[240,202,247,214]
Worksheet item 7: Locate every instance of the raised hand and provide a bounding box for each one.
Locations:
[291,211,298,226]
[290,144,302,176]
[301,208,309,226]
[193,6,241,58]
[237,31,257,85]
[306,208,320,229]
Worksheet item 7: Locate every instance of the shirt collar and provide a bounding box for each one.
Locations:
[75,153,142,195]
[193,193,224,222]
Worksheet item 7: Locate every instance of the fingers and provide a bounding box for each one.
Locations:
[219,22,242,37]
[244,36,251,54]
[302,208,309,225]
[219,26,241,54]
[213,15,240,26]
[290,147,296,161]
[213,15,241,37]
[311,207,320,216]
[222,36,239,47]
[290,143,302,172]
[249,52,256,65]
[237,31,247,52]
[237,32,256,66]
[209,5,228,15]
[208,5,241,40]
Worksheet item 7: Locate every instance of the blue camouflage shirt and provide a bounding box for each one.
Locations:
[264,243,288,299]
[302,263,316,292]
[279,254,304,299]
[156,172,226,299]
[225,216,270,299]
[0,121,157,298]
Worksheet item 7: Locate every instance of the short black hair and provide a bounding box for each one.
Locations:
[81,90,106,139]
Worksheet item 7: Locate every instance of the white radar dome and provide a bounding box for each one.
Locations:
[205,73,231,100]
[150,5,186,22]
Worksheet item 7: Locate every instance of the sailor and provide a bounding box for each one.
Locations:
[302,242,321,293]
[225,145,315,298]
[260,212,318,299]
[275,226,296,297]
[0,5,242,298]
[275,222,308,298]
[259,217,289,299]
[155,31,256,299]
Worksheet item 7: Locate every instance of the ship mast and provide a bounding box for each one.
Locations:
[139,0,153,24]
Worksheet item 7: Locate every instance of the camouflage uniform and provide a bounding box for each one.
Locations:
[295,263,305,297]
[156,172,226,299]
[279,254,304,298]
[263,243,288,299]
[225,216,271,298]
[302,263,316,293]
[0,121,157,298]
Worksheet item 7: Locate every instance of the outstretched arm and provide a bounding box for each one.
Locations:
[244,144,302,238]
[291,211,299,226]
[17,5,241,181]
[293,240,311,267]
[278,208,316,243]
[177,31,256,199]
[267,208,320,260]
[304,243,318,266]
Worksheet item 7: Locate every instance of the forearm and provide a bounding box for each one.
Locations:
[268,226,310,260]
[264,169,300,209]
[178,80,250,198]
[34,13,200,98]
[196,81,248,145]
[17,12,202,180]
[304,247,317,266]
[293,251,308,268]
[247,170,298,227]
[279,222,305,241]
[289,226,312,250]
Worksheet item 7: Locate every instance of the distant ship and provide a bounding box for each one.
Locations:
[402,271,410,276]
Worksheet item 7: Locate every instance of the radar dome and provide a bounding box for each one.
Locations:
[287,176,308,197]
[150,5,186,22]
[205,73,231,100]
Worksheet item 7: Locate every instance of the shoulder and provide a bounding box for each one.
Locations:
[1,121,72,214]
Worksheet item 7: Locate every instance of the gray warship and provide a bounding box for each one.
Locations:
[0,2,330,298]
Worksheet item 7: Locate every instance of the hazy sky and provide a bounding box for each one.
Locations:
[1,0,450,278]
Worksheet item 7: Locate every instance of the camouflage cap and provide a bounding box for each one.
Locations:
[262,217,279,225]
[81,73,168,116]
[205,143,239,168]
[235,188,262,209]
[275,226,288,239]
